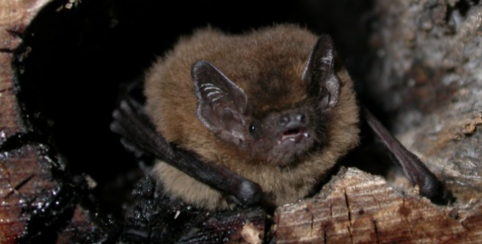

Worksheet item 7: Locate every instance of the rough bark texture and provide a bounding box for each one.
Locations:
[1,1,56,242]
[273,168,482,243]
[0,0,481,243]
[0,1,110,243]
[368,0,482,211]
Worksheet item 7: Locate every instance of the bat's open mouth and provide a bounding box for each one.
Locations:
[280,127,309,144]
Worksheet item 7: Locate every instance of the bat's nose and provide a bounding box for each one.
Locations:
[278,113,306,128]
[278,113,308,143]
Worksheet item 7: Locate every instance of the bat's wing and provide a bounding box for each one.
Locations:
[110,81,262,207]
[363,108,451,204]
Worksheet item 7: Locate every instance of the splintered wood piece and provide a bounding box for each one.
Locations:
[178,208,266,244]
[273,168,482,243]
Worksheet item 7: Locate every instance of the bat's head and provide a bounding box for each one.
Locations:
[192,35,340,167]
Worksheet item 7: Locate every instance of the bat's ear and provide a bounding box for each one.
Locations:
[192,60,250,145]
[302,34,340,110]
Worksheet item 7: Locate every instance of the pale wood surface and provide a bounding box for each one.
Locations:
[273,168,482,243]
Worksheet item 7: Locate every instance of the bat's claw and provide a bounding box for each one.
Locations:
[419,176,454,205]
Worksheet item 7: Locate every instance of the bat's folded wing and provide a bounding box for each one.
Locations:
[110,88,263,207]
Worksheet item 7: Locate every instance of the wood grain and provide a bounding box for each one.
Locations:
[0,1,63,243]
[273,168,482,243]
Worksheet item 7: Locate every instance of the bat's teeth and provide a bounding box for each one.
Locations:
[289,138,296,142]
[303,132,309,137]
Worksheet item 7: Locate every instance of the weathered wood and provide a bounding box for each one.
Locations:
[273,168,482,243]
[369,0,482,215]
[0,1,107,243]
[0,1,52,243]
[0,0,48,137]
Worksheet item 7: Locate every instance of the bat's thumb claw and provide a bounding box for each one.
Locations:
[236,181,263,207]
[420,178,454,205]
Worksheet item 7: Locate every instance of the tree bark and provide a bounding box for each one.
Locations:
[273,168,482,243]
[0,1,107,243]
[1,1,53,243]
[370,0,482,220]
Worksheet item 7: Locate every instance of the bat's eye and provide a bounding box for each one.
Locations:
[249,124,256,134]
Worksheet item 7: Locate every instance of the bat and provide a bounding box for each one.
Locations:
[111,24,450,210]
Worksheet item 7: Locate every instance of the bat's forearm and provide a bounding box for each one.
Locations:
[363,108,451,203]
[111,98,263,207]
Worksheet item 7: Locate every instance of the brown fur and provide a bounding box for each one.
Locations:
[144,24,360,209]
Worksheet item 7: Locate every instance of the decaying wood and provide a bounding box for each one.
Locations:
[368,0,482,197]
[0,0,55,243]
[0,1,47,137]
[0,1,108,243]
[273,168,482,243]
[368,0,482,217]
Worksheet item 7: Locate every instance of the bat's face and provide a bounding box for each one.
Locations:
[246,104,322,166]
[192,35,338,167]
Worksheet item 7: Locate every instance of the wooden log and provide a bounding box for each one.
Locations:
[0,1,52,243]
[0,1,107,243]
[273,168,482,243]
